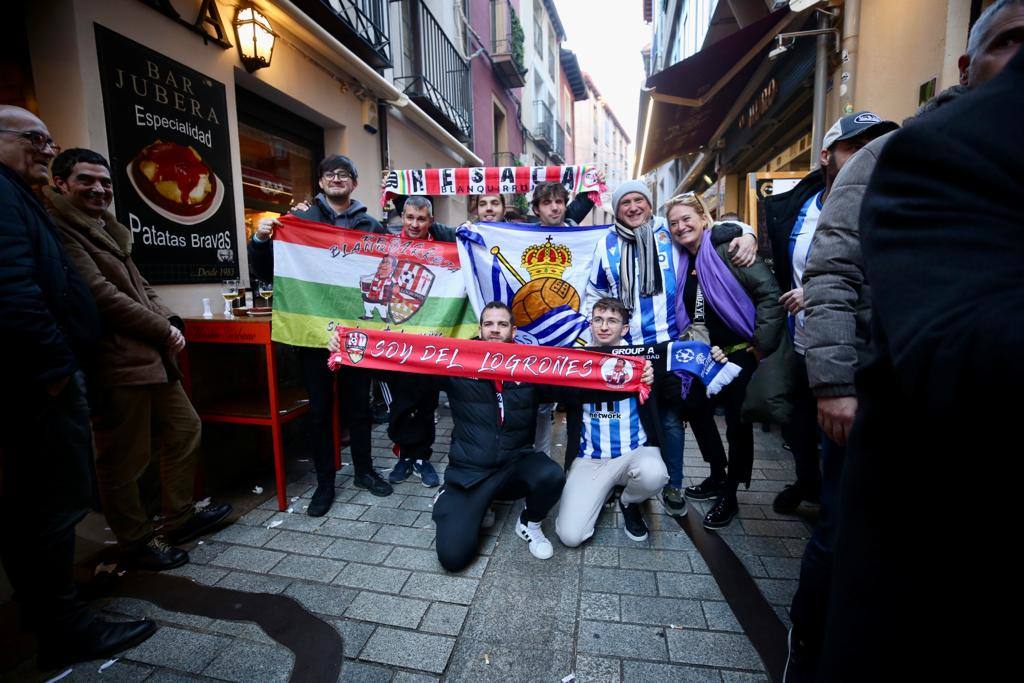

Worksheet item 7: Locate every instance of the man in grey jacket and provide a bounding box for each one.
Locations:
[785,3,1022,679]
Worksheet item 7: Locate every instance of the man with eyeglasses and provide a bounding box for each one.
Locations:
[249,155,393,516]
[555,297,667,546]
[0,105,157,669]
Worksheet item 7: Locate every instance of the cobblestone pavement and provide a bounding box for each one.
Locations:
[66,406,812,682]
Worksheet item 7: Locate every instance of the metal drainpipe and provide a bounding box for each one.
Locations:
[809,9,830,171]
[839,0,860,114]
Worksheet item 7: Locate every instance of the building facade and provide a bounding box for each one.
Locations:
[637,0,988,225]
[15,0,484,314]
[574,73,631,225]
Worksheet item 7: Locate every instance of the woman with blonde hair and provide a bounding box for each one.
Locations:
[664,193,784,529]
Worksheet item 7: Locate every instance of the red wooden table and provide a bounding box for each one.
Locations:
[180,315,337,511]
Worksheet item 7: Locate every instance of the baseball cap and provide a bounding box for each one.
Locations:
[822,111,898,150]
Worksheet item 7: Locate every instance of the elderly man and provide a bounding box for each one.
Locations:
[0,106,155,669]
[585,181,756,512]
[44,148,232,570]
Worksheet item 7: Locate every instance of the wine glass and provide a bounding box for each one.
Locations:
[221,279,239,317]
[257,280,273,306]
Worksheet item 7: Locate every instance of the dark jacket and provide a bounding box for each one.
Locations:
[248,195,385,281]
[820,49,1024,681]
[0,164,99,397]
[763,167,825,292]
[45,186,180,388]
[801,133,893,397]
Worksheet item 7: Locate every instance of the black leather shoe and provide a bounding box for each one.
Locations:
[166,503,233,545]
[38,617,158,670]
[307,482,336,517]
[354,470,393,497]
[703,494,739,530]
[684,476,725,501]
[124,535,188,571]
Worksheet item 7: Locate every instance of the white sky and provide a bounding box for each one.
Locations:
[554,0,649,141]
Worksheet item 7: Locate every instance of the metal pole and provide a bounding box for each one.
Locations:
[809,10,829,171]
[839,0,860,114]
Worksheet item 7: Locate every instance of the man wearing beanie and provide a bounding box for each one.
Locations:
[584,181,756,512]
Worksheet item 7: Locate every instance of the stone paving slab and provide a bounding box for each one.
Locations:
[54,413,817,682]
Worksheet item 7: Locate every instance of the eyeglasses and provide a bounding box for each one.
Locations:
[322,171,353,181]
[0,129,60,154]
[591,316,623,327]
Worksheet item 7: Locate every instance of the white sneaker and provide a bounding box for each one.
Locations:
[515,519,554,560]
[480,506,496,529]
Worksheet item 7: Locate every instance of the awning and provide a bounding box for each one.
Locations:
[635,7,797,176]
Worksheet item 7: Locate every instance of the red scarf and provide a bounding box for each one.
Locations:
[329,328,650,402]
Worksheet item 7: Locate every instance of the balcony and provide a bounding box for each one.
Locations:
[395,1,472,143]
[550,123,566,164]
[533,100,555,153]
[291,0,391,68]
[491,0,526,89]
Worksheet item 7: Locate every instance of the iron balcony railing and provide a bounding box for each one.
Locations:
[551,123,566,163]
[395,1,472,142]
[533,100,555,152]
[295,0,391,68]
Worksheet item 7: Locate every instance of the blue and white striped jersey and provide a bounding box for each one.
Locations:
[583,218,681,345]
[579,395,647,459]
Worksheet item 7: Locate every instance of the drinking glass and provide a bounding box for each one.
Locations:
[221,279,239,317]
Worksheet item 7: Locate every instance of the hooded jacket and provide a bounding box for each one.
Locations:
[248,194,385,281]
[45,186,180,387]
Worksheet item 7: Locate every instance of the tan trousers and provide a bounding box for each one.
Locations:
[555,446,669,548]
[92,381,201,545]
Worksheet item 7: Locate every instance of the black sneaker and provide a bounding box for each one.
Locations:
[703,494,739,530]
[307,482,336,517]
[660,486,688,516]
[38,617,158,670]
[619,500,649,541]
[684,476,725,501]
[124,535,188,571]
[773,483,821,514]
[166,503,233,544]
[354,470,393,497]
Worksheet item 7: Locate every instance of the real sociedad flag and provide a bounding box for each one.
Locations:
[457,221,610,348]
[666,341,743,397]
[516,304,591,347]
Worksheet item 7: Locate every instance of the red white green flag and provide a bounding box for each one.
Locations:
[270,215,477,348]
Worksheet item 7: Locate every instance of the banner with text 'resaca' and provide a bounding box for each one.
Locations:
[271,215,476,348]
[456,221,612,348]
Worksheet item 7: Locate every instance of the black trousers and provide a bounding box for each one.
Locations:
[381,374,436,462]
[781,353,823,498]
[0,372,93,638]
[297,346,373,478]
[683,350,758,487]
[432,451,565,572]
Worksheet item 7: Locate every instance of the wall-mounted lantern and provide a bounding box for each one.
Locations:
[234,6,276,73]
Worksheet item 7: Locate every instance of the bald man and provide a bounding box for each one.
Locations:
[0,106,156,670]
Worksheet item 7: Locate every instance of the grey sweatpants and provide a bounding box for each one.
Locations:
[555,447,669,547]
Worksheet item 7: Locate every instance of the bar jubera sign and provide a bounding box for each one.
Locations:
[94,24,238,283]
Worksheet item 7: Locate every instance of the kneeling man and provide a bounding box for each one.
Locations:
[556,298,669,545]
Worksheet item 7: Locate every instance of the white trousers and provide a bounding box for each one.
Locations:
[555,446,669,547]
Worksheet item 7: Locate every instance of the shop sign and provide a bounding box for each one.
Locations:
[94,25,239,284]
[134,0,232,49]
[738,79,778,130]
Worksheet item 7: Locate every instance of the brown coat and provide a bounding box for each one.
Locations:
[45,187,180,387]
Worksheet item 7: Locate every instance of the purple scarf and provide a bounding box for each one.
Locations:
[674,231,756,341]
